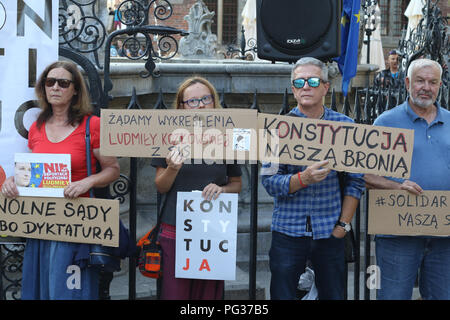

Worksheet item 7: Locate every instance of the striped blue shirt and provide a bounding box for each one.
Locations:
[261,106,365,239]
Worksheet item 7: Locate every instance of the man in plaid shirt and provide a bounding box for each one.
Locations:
[261,57,365,300]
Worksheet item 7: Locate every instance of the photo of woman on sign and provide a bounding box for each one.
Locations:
[151,76,242,300]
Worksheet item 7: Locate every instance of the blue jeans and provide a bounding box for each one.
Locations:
[269,231,345,300]
[22,239,99,300]
[376,236,450,300]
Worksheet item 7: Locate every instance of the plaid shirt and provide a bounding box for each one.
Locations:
[261,106,365,239]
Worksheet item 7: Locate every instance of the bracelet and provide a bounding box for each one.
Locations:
[297,172,308,188]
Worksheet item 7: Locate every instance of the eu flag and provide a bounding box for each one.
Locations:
[335,0,361,96]
[29,163,43,188]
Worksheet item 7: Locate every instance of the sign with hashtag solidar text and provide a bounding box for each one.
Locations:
[368,190,450,236]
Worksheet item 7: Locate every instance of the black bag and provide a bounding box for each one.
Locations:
[88,224,131,272]
[337,171,357,263]
[84,115,132,272]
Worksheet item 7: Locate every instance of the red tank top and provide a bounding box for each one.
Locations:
[27,115,100,197]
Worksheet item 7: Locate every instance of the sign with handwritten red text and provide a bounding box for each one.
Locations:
[368,190,450,236]
[175,192,238,280]
[258,113,414,178]
[100,109,258,162]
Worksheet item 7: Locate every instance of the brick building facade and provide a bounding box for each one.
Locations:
[161,0,245,45]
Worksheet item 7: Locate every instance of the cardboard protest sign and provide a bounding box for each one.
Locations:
[258,113,414,178]
[368,190,450,236]
[175,192,238,280]
[100,109,258,162]
[0,195,120,246]
[15,153,71,197]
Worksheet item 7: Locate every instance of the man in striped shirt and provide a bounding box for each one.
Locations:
[261,57,365,300]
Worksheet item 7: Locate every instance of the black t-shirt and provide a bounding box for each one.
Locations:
[151,158,242,226]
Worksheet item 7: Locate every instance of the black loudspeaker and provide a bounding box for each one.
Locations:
[256,0,342,63]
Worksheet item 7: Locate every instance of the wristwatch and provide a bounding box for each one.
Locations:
[336,221,351,232]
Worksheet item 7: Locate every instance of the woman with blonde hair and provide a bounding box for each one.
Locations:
[151,76,242,299]
[173,76,222,109]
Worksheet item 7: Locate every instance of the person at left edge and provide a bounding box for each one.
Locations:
[261,57,365,300]
[1,61,120,300]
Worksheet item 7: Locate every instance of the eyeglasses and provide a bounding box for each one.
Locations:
[292,77,322,89]
[44,77,74,89]
[182,94,213,108]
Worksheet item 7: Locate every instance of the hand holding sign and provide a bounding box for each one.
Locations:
[64,179,94,199]
[301,160,331,185]
[166,148,186,171]
[1,176,19,198]
[400,179,423,196]
[202,183,224,201]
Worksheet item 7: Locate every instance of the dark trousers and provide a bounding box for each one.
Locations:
[269,231,345,300]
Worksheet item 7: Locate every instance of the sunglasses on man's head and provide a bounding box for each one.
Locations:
[292,77,322,89]
[44,77,73,89]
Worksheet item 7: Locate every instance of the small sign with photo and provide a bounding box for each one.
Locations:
[14,153,71,197]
